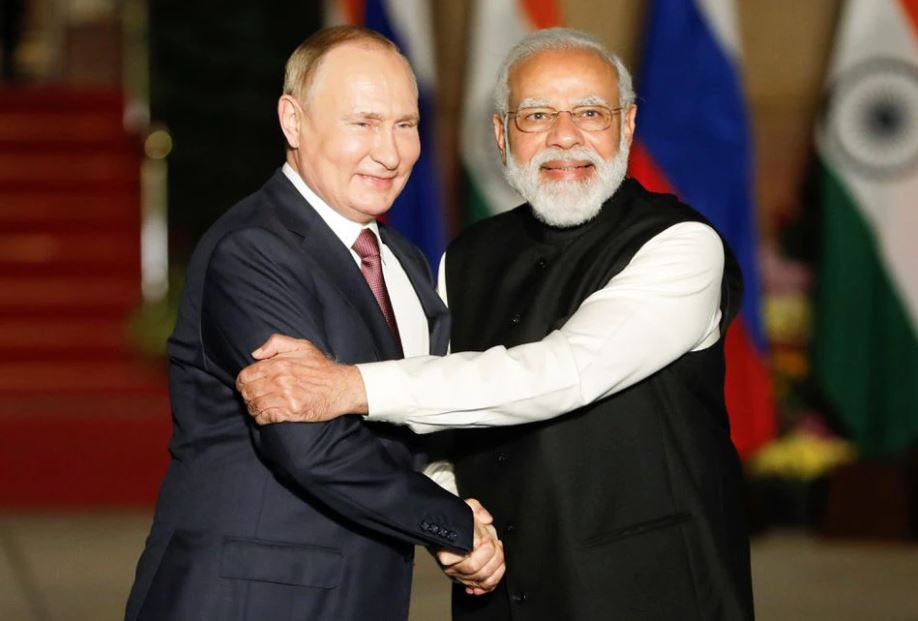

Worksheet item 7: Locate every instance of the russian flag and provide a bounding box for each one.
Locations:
[629,0,776,456]
[326,0,446,265]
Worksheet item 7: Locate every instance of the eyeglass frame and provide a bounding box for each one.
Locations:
[505,104,626,133]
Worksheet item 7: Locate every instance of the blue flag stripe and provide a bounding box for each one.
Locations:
[635,0,765,350]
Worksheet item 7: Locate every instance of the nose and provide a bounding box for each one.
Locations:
[545,110,583,149]
[371,128,400,170]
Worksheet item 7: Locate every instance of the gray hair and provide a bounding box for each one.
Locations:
[493,28,635,116]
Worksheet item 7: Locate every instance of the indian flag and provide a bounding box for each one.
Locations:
[814,0,918,456]
[461,0,561,222]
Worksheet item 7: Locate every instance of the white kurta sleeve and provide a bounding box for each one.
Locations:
[358,221,725,434]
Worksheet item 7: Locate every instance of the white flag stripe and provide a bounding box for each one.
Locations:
[818,0,918,327]
[460,0,532,213]
[384,0,437,88]
[695,0,742,61]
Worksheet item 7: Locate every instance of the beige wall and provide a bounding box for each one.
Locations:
[432,0,843,239]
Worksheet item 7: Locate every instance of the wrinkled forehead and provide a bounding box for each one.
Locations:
[508,48,621,107]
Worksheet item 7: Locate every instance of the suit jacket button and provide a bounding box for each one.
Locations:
[511,313,521,324]
[496,453,508,464]
[536,258,547,268]
[505,521,516,534]
[512,592,528,603]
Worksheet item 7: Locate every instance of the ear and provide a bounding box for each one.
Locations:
[622,104,637,147]
[492,114,507,164]
[278,95,302,149]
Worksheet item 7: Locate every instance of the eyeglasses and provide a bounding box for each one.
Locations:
[507,105,624,133]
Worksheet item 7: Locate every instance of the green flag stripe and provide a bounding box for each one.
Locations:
[813,164,918,456]
[464,172,497,225]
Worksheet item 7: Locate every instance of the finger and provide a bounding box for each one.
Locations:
[436,549,466,567]
[246,391,290,412]
[475,554,506,590]
[465,498,493,525]
[250,335,280,359]
[238,376,286,405]
[444,541,493,578]
[453,540,503,584]
[250,401,297,424]
[237,360,273,386]
[253,334,314,359]
[467,561,506,596]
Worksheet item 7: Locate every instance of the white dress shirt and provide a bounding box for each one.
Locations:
[356,221,725,434]
[281,164,428,357]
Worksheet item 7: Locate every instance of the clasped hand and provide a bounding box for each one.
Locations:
[237,335,506,595]
[236,334,363,425]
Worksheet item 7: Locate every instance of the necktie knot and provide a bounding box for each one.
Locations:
[352,228,381,260]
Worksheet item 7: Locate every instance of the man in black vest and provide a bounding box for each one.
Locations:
[238,28,754,621]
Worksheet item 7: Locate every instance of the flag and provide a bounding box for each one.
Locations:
[460,0,561,223]
[326,0,446,264]
[813,0,918,456]
[629,0,776,456]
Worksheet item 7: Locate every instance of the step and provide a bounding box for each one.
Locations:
[0,190,139,229]
[0,275,140,312]
[0,152,139,192]
[0,86,124,114]
[0,232,139,275]
[0,317,131,359]
[0,112,131,147]
[0,392,172,507]
[0,360,167,395]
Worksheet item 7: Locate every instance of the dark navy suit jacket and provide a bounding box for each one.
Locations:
[125,170,472,621]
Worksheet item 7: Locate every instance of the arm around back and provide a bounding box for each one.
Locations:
[200,226,472,552]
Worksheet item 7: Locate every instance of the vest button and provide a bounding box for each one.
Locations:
[511,313,521,324]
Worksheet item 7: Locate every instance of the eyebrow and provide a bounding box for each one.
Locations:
[345,112,420,123]
[576,95,612,107]
[516,98,552,109]
[346,112,385,121]
[515,95,613,109]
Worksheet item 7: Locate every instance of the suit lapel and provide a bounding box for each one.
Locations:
[379,226,450,356]
[263,170,402,361]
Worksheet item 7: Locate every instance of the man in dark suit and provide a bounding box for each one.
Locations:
[125,26,504,621]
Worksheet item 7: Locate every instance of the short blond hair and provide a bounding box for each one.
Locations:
[283,25,415,101]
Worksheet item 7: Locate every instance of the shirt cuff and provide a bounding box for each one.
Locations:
[356,360,409,423]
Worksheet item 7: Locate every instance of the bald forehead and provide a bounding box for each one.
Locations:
[307,41,417,102]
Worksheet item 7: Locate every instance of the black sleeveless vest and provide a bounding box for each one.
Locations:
[446,179,753,621]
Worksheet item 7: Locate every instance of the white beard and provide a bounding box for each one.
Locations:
[503,133,631,228]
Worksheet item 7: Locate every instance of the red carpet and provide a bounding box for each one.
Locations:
[0,87,171,508]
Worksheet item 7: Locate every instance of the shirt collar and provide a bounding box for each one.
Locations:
[282,163,381,251]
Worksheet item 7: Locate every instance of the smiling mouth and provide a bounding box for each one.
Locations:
[540,161,595,172]
[358,174,396,187]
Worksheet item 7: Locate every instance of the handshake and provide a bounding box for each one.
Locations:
[441,499,506,596]
[237,334,506,595]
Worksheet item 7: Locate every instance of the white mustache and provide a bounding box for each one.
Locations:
[530,147,604,172]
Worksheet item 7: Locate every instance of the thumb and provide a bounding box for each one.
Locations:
[251,334,302,359]
[465,498,493,525]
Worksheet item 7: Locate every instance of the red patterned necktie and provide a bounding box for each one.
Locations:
[352,229,402,352]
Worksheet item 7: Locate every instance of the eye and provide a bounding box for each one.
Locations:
[577,107,602,118]
[523,110,551,122]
